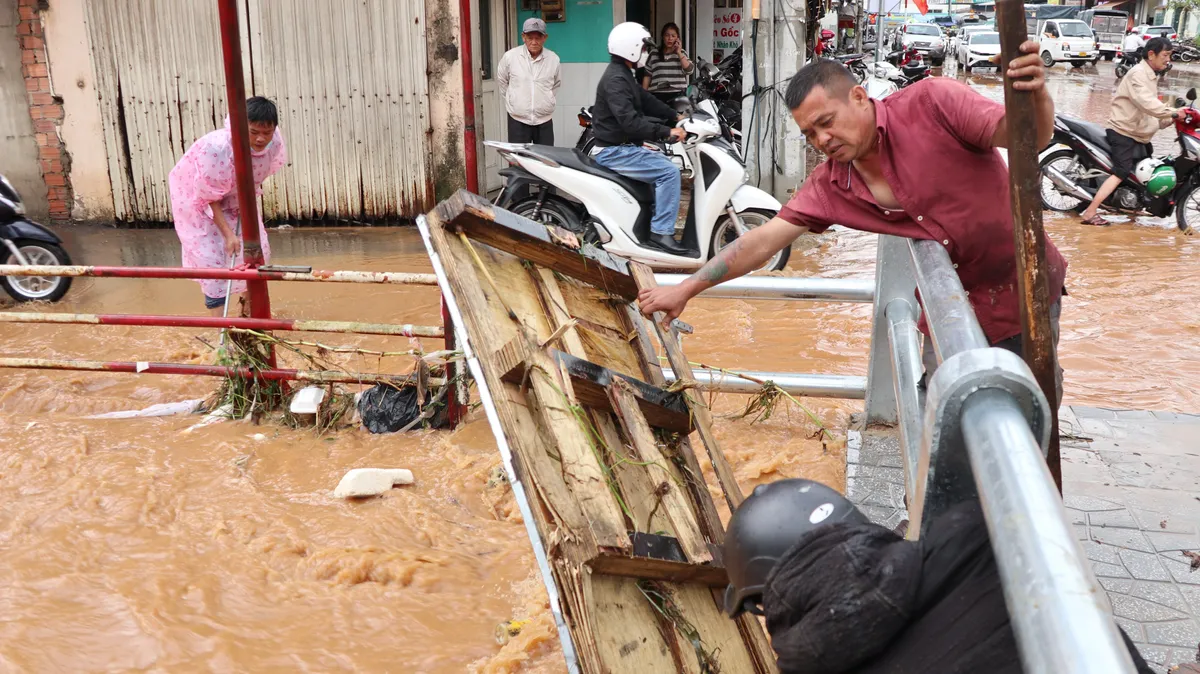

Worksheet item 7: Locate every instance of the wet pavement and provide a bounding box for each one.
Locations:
[0,61,1197,671]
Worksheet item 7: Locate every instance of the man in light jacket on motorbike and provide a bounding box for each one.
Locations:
[1079,37,1179,226]
[591,22,690,256]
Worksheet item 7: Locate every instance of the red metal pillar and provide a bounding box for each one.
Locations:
[459,0,479,193]
[216,0,273,324]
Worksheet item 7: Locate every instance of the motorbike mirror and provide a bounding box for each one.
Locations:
[1176,97,1188,108]
[1188,88,1197,101]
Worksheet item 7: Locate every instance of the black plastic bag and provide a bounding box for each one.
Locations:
[358,384,450,433]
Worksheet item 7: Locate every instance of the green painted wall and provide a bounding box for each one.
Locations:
[517,1,613,63]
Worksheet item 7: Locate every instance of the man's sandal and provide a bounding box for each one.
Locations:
[1080,213,1112,227]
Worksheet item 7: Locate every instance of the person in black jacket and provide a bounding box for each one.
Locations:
[722,478,1155,674]
[592,22,690,256]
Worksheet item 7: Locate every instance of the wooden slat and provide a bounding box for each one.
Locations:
[629,261,746,511]
[589,553,728,587]
[609,379,712,564]
[495,339,693,434]
[432,191,641,300]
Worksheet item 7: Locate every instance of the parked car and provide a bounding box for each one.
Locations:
[958,31,1002,72]
[1036,18,1098,67]
[951,23,993,58]
[1132,24,1178,42]
[893,23,947,56]
[1079,8,1129,60]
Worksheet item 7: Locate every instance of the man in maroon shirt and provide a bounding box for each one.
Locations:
[639,41,1067,402]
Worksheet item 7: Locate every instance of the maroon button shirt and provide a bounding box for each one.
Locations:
[778,77,1068,344]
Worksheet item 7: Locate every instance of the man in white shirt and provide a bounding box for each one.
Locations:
[496,18,562,145]
[1122,29,1144,59]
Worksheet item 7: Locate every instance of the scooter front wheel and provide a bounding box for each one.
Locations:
[1,239,73,303]
[1175,182,1200,234]
[710,208,790,272]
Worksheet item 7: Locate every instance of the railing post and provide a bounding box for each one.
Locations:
[442,296,468,428]
[864,235,918,425]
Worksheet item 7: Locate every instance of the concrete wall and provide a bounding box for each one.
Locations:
[41,0,112,222]
[427,0,469,201]
[0,0,48,220]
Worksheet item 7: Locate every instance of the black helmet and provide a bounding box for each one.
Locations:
[723,479,868,618]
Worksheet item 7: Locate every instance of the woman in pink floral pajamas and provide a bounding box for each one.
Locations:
[169,97,286,316]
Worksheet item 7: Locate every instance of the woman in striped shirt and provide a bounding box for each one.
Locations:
[642,23,694,107]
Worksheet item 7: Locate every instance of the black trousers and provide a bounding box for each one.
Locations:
[508,116,554,145]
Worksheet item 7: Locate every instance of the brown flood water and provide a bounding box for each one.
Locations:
[2,69,1198,672]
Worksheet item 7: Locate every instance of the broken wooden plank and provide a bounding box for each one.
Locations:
[609,378,712,564]
[495,337,693,434]
[629,261,746,511]
[432,190,640,301]
[518,331,632,551]
[589,553,729,588]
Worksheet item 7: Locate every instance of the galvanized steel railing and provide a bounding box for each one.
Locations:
[656,235,1136,673]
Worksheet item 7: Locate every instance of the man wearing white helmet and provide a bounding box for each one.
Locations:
[591,22,690,255]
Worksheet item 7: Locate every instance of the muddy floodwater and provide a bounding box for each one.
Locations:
[1,65,1198,671]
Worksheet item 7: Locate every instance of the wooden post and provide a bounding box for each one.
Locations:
[996,0,1062,491]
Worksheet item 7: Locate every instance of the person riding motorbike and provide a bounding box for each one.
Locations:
[1079,37,1180,226]
[1122,29,1144,62]
[722,478,1156,674]
[591,22,690,255]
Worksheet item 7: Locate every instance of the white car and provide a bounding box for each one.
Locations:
[951,24,993,58]
[895,23,946,55]
[958,31,1001,72]
[1132,24,1178,43]
[1037,19,1097,67]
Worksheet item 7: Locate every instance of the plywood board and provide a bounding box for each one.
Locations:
[421,191,774,674]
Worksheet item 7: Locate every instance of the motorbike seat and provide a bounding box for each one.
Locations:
[901,64,927,78]
[835,53,865,62]
[525,145,657,203]
[1059,116,1111,154]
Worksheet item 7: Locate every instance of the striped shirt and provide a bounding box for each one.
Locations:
[644,50,692,94]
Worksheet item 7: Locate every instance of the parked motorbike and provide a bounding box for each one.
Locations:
[0,174,72,302]
[1171,40,1200,63]
[1038,88,1200,233]
[874,51,931,89]
[487,101,788,272]
[834,52,869,83]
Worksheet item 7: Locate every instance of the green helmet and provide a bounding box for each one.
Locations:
[1135,158,1176,196]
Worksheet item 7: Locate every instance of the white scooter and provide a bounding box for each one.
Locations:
[487,101,788,272]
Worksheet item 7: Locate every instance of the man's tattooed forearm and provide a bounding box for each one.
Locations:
[697,238,742,283]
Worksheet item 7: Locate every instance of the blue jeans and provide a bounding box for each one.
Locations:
[593,145,681,235]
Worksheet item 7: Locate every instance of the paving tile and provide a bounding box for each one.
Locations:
[1132,508,1197,535]
[1065,507,1088,525]
[1114,616,1146,642]
[1089,508,1141,530]
[1181,586,1200,614]
[1137,644,1170,667]
[1164,647,1199,669]
[1161,555,1200,586]
[1091,527,1156,553]
[1145,531,1200,553]
[1079,417,1123,439]
[1125,580,1193,613]
[1137,638,1166,666]
[1144,619,1200,648]
[846,463,906,484]
[1093,560,1134,579]
[1100,577,1136,594]
[1072,522,1089,541]
[1116,409,1158,421]
[1119,549,1174,581]
[1074,406,1120,420]
[1110,593,1188,622]
[1081,539,1124,565]
[1063,494,1125,512]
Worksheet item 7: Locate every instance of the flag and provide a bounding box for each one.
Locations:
[912,0,929,14]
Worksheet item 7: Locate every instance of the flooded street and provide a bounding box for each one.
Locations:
[0,63,1197,671]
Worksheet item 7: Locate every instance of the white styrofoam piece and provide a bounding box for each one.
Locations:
[332,468,414,498]
[289,386,327,415]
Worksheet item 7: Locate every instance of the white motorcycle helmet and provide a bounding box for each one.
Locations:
[609,22,653,68]
[1134,157,1177,196]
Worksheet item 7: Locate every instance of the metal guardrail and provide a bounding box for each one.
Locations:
[656,236,1135,672]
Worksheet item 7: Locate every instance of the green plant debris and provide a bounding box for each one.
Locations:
[637,580,721,673]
